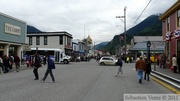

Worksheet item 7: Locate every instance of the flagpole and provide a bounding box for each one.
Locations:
[119,37,121,57]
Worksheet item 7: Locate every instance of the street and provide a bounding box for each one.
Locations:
[0,59,173,101]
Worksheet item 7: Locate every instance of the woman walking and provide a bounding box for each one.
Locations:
[172,54,177,73]
[144,57,151,81]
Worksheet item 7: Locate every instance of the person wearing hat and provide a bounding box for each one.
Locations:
[135,56,146,83]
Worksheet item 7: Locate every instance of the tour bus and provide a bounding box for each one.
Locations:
[26,48,70,64]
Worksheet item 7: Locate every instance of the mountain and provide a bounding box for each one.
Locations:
[27,25,42,33]
[103,14,162,54]
[95,42,109,50]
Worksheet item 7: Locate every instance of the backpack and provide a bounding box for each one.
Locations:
[118,59,123,66]
[48,58,55,69]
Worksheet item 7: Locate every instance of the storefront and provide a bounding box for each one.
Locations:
[0,12,27,58]
[159,0,180,68]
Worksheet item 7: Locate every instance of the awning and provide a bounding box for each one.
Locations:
[130,42,164,52]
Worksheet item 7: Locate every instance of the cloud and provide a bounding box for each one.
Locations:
[0,0,177,43]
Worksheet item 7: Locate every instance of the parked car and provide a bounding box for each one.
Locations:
[99,56,118,66]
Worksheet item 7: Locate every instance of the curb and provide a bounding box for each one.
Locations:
[150,76,180,94]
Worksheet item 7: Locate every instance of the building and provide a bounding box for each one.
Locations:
[0,12,27,58]
[71,39,86,61]
[130,36,164,59]
[159,0,180,68]
[26,32,73,55]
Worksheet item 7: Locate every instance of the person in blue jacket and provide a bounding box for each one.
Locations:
[41,54,55,83]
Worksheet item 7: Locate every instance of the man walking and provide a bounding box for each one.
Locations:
[135,56,146,83]
[33,54,41,80]
[14,54,20,72]
[41,54,55,83]
[115,57,123,77]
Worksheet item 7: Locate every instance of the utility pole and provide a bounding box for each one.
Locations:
[116,6,127,56]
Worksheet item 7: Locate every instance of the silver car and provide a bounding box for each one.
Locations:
[99,57,118,66]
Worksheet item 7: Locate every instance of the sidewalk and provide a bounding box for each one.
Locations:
[151,64,180,80]
[0,64,33,74]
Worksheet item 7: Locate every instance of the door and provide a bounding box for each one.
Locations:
[55,51,60,62]
[0,51,3,57]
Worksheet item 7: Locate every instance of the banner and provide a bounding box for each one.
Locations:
[174,29,180,38]
[165,32,171,41]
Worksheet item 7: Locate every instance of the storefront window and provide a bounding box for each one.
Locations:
[36,36,40,45]
[59,36,63,45]
[44,36,47,45]
[29,37,32,45]
[0,45,4,49]
[177,40,180,55]
[177,9,180,27]
[167,16,170,31]
[9,46,17,55]
[166,42,170,63]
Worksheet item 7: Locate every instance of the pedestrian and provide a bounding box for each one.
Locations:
[43,55,46,66]
[9,54,14,70]
[14,54,20,72]
[126,56,130,64]
[33,54,42,80]
[41,54,55,83]
[115,57,123,77]
[172,54,177,73]
[26,54,30,67]
[135,56,146,83]
[0,56,4,74]
[177,53,180,74]
[158,54,161,67]
[160,53,166,68]
[144,57,151,81]
[3,55,10,73]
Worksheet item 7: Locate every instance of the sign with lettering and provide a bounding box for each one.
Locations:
[4,23,21,35]
[23,45,31,51]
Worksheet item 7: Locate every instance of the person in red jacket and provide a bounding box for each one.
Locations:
[14,54,20,72]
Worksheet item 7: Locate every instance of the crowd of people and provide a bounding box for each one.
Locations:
[157,53,180,74]
[0,54,20,73]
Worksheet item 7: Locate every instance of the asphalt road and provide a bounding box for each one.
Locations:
[0,59,173,101]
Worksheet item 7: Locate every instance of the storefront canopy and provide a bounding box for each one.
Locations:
[130,42,164,53]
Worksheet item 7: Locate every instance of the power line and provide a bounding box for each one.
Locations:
[132,0,152,27]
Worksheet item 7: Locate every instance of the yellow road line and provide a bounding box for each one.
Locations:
[150,76,180,94]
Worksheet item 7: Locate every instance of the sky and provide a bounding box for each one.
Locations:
[0,0,178,44]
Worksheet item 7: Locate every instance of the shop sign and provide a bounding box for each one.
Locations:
[65,45,72,50]
[23,45,31,51]
[4,23,21,35]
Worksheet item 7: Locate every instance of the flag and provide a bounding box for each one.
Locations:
[174,29,180,38]
[166,32,171,41]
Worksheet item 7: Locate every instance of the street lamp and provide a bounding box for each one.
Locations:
[116,6,127,56]
[147,40,151,62]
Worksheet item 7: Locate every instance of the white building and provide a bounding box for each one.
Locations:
[26,31,73,55]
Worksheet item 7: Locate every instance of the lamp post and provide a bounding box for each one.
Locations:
[116,6,127,56]
[147,41,151,62]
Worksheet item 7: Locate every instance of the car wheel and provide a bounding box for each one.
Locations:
[63,60,69,64]
[100,62,105,66]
